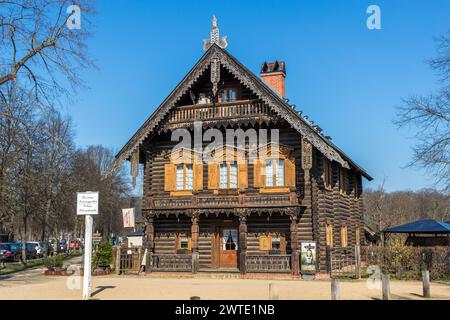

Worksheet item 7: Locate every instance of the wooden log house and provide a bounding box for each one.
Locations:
[111,17,372,275]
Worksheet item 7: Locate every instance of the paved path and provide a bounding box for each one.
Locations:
[1,261,449,300]
[0,256,83,287]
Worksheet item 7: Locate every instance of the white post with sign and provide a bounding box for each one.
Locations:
[77,192,99,299]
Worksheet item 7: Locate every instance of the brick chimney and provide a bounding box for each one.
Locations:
[260,61,286,97]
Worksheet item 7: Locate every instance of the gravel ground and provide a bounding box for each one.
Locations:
[1,261,449,300]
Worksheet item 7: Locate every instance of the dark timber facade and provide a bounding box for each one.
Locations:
[112,20,372,275]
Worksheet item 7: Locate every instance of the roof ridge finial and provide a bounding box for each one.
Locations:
[203,15,228,51]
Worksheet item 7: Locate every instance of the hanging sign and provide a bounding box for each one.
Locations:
[301,242,317,274]
[122,208,135,228]
[77,192,99,215]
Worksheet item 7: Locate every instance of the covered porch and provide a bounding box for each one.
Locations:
[143,208,302,275]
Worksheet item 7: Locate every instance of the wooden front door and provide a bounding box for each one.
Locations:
[212,225,238,269]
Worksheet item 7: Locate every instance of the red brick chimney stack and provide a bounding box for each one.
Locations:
[260,61,286,98]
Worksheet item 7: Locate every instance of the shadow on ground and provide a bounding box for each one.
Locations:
[91,286,116,297]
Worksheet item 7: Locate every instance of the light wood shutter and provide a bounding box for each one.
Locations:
[193,163,203,191]
[164,163,176,192]
[238,161,248,189]
[253,160,265,188]
[280,234,287,253]
[285,158,296,187]
[326,224,333,247]
[208,163,219,189]
[355,227,360,246]
[259,235,270,251]
[341,226,348,248]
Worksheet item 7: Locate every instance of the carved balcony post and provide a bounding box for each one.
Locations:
[290,214,300,276]
[238,212,248,274]
[191,212,200,274]
[145,216,154,273]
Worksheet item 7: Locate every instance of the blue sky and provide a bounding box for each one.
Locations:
[65,0,450,192]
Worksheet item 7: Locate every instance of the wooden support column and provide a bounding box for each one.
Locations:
[301,138,318,270]
[191,214,199,274]
[145,217,154,273]
[239,214,247,274]
[290,214,300,276]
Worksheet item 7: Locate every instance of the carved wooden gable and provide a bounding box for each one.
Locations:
[110,45,372,181]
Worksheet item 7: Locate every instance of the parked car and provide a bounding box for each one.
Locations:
[16,242,38,260]
[58,240,68,253]
[0,243,21,262]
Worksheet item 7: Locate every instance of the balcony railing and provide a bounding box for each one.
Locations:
[147,192,297,210]
[151,254,192,272]
[168,99,273,124]
[246,255,291,273]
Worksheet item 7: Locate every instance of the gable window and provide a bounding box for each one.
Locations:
[219,163,238,189]
[341,226,348,248]
[221,88,237,102]
[265,159,285,187]
[176,164,193,191]
[324,159,333,190]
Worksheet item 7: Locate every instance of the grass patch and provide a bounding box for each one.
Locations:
[0,253,81,276]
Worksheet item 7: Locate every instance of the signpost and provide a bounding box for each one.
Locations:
[92,232,102,246]
[77,191,99,299]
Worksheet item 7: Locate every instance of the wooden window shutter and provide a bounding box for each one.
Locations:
[355,227,360,246]
[341,226,348,248]
[285,158,296,187]
[164,163,176,192]
[259,235,270,251]
[193,163,203,190]
[253,160,265,188]
[208,163,219,189]
[238,161,248,189]
[326,224,333,247]
[280,233,287,253]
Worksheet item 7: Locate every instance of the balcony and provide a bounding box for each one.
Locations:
[167,99,276,127]
[145,192,299,211]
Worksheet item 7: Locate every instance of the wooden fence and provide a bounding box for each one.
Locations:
[246,255,291,273]
[151,254,192,272]
[114,247,142,274]
[327,246,361,279]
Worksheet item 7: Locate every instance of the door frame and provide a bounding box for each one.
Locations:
[211,220,239,269]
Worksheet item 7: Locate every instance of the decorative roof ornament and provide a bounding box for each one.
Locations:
[203,15,228,51]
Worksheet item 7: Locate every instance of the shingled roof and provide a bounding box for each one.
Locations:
[110,44,372,181]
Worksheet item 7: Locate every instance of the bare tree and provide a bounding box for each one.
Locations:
[395,31,450,191]
[71,146,130,239]
[364,187,450,233]
[0,0,96,103]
